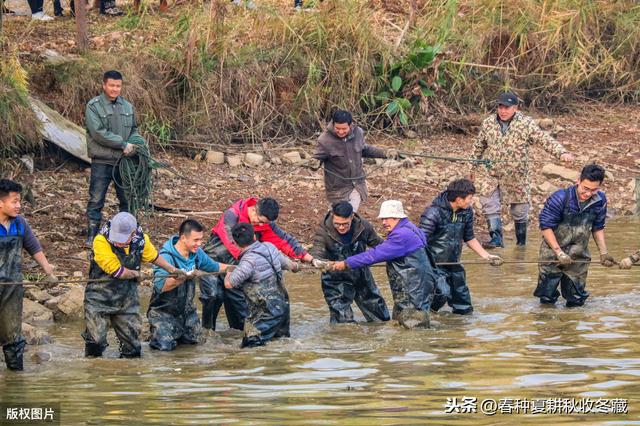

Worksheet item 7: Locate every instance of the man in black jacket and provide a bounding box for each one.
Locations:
[310,201,390,323]
[420,179,503,315]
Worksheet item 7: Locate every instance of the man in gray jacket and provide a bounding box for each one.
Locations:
[84,70,145,247]
[311,110,399,212]
[224,223,300,348]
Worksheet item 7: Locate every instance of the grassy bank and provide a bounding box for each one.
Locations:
[2,0,639,153]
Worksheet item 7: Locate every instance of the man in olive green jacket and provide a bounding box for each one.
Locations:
[85,70,144,247]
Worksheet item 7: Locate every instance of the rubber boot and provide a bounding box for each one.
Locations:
[515,221,527,246]
[84,342,104,357]
[3,339,26,371]
[85,220,101,248]
[482,217,504,249]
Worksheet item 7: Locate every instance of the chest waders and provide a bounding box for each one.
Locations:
[0,222,26,371]
[428,217,473,315]
[200,235,247,331]
[82,230,144,358]
[321,234,390,324]
[534,189,595,307]
[385,225,436,329]
[147,250,201,352]
[240,250,290,348]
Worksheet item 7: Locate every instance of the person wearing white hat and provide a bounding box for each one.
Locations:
[82,212,186,358]
[329,200,436,328]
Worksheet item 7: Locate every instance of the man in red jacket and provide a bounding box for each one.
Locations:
[201,197,316,330]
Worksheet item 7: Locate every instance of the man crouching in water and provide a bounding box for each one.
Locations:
[224,223,301,348]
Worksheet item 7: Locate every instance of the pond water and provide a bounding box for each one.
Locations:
[2,219,639,424]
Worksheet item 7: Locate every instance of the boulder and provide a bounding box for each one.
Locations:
[44,296,60,311]
[542,164,579,183]
[537,181,559,194]
[244,153,264,167]
[227,154,243,168]
[22,299,54,325]
[22,323,53,345]
[205,151,225,164]
[52,287,85,320]
[25,288,53,304]
[282,151,303,165]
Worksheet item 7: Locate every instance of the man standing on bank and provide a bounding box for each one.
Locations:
[85,70,146,247]
[310,110,400,212]
[472,92,574,248]
[533,164,615,307]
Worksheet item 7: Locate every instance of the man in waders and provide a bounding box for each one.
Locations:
[310,201,390,323]
[329,200,436,328]
[149,219,232,351]
[309,109,399,212]
[0,179,57,371]
[201,197,317,332]
[419,179,503,315]
[83,212,184,358]
[224,223,300,348]
[534,164,615,307]
[472,91,574,248]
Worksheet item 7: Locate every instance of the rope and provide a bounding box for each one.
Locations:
[320,158,397,182]
[0,271,225,287]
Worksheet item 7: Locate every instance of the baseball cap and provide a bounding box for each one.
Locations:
[108,212,137,244]
[497,92,519,106]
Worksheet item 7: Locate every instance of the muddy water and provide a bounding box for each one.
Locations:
[2,219,639,424]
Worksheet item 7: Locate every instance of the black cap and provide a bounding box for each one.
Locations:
[497,92,519,106]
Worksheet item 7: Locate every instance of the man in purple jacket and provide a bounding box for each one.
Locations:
[329,200,435,328]
[534,164,615,307]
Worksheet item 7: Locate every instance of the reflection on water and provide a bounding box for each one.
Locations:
[1,219,639,424]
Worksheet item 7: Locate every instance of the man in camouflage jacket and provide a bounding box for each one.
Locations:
[472,92,574,248]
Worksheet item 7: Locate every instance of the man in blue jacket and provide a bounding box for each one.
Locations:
[534,164,615,307]
[420,179,503,315]
[329,200,436,328]
[149,219,231,351]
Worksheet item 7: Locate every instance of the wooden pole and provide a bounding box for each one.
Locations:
[635,178,640,215]
[74,0,89,52]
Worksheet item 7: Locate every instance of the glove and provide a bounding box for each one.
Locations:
[191,270,208,278]
[290,261,302,273]
[171,269,189,280]
[306,158,323,171]
[123,143,136,157]
[312,258,327,269]
[225,265,236,274]
[599,253,616,268]
[120,268,140,280]
[619,257,634,270]
[43,274,59,288]
[385,148,400,160]
[556,251,573,265]
[486,254,504,267]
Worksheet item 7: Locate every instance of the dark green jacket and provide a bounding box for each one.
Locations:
[85,93,141,165]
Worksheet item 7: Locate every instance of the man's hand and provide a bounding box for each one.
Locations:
[600,253,616,267]
[555,251,573,265]
[171,269,189,281]
[43,274,59,289]
[385,148,400,160]
[306,158,323,171]
[619,257,634,270]
[331,261,348,271]
[290,261,302,273]
[485,254,504,267]
[224,265,236,274]
[560,152,574,163]
[120,268,140,280]
[312,258,329,270]
[123,143,136,157]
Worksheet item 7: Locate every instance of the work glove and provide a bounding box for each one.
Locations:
[599,253,616,268]
[290,261,302,273]
[171,269,189,280]
[618,251,639,270]
[385,148,400,160]
[306,158,323,171]
[312,258,328,269]
[120,268,140,280]
[123,143,136,157]
[556,251,573,265]
[43,274,59,289]
[486,254,504,267]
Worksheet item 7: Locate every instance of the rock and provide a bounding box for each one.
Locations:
[537,118,554,130]
[22,323,53,345]
[73,271,83,278]
[53,287,85,320]
[403,129,418,139]
[282,151,303,165]
[244,153,264,167]
[271,156,283,166]
[537,181,559,194]
[542,164,579,183]
[31,350,53,363]
[162,189,172,198]
[22,299,54,325]
[205,151,225,164]
[44,296,60,311]
[25,288,53,304]
[227,154,243,168]
[605,170,614,181]
[384,160,404,168]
